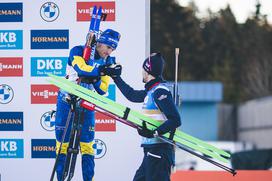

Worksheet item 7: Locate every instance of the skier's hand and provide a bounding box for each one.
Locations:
[100,63,122,77]
[137,122,157,138]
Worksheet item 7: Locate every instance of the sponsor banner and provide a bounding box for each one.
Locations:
[30,30,69,49]
[0,139,24,158]
[0,3,23,22]
[0,30,23,49]
[93,139,107,159]
[40,111,55,131]
[0,112,23,131]
[0,84,14,104]
[31,139,56,158]
[95,112,116,131]
[40,2,59,22]
[31,57,67,77]
[77,2,115,21]
[0,57,23,77]
[31,84,59,104]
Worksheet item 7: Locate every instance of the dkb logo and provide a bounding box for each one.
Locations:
[31,57,67,77]
[0,30,22,49]
[0,139,24,158]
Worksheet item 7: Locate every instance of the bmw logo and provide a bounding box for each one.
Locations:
[40,2,60,22]
[0,84,14,104]
[40,111,55,131]
[93,139,107,159]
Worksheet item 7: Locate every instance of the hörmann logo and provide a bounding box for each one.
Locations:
[0,30,23,49]
[31,57,67,77]
[0,57,23,77]
[77,2,115,21]
[31,84,59,104]
[31,139,56,158]
[0,112,23,131]
[0,139,24,158]
[0,3,23,22]
[31,30,69,49]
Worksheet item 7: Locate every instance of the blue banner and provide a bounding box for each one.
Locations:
[0,3,23,22]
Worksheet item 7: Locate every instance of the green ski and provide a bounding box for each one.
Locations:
[47,74,236,174]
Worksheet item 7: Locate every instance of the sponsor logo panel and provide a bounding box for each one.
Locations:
[95,112,116,132]
[77,2,115,21]
[93,139,107,159]
[31,139,56,158]
[0,57,23,77]
[0,84,14,104]
[31,84,59,104]
[40,2,59,22]
[31,57,67,77]
[30,30,69,49]
[40,111,55,131]
[0,112,23,131]
[0,30,23,49]
[0,3,23,22]
[0,139,24,158]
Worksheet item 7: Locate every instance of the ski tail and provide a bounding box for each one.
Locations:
[89,6,97,32]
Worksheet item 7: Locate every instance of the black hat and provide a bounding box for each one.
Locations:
[143,53,165,77]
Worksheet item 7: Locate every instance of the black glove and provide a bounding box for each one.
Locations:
[80,76,101,84]
[137,122,157,138]
[100,63,122,77]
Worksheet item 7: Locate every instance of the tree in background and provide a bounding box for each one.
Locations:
[151,0,272,103]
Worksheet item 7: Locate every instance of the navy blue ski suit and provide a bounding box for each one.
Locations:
[113,76,181,181]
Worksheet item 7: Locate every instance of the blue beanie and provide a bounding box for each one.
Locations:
[143,53,165,78]
[97,29,121,49]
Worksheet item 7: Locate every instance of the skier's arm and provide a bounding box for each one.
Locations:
[113,76,147,102]
[69,46,100,77]
[153,88,181,135]
[93,75,110,95]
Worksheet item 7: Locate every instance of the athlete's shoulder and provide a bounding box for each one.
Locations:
[69,45,84,57]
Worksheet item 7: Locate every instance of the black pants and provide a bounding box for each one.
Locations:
[133,145,174,181]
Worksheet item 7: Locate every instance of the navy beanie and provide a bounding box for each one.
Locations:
[143,53,165,77]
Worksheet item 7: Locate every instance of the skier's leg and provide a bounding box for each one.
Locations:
[145,146,173,181]
[80,110,95,181]
[55,92,73,181]
[132,150,146,181]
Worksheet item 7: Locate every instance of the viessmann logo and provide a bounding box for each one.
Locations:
[0,57,23,77]
[95,112,116,132]
[31,57,67,77]
[30,30,69,49]
[31,84,59,104]
[31,139,56,158]
[77,2,115,21]
[0,30,23,49]
[0,112,23,131]
[0,3,23,22]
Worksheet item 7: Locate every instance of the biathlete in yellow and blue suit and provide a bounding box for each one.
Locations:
[54,29,121,181]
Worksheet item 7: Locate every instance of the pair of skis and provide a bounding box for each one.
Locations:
[50,6,105,181]
[47,74,237,175]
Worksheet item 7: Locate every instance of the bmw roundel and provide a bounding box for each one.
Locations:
[40,2,60,22]
[93,139,107,159]
[0,84,14,104]
[40,111,55,131]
